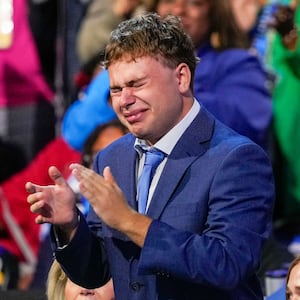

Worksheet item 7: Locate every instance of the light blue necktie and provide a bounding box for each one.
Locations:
[138,149,165,214]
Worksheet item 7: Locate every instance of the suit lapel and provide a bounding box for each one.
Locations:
[147,107,215,219]
[112,134,138,211]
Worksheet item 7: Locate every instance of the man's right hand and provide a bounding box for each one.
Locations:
[25,166,78,236]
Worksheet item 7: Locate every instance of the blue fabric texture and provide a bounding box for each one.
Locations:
[62,69,117,151]
[194,44,272,150]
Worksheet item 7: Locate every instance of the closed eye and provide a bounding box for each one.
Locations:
[110,79,146,94]
[110,87,122,94]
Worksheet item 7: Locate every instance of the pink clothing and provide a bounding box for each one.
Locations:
[0,0,53,107]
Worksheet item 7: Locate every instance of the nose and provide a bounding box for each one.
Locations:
[119,87,135,108]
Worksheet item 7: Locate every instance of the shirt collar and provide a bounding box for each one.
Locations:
[134,99,200,156]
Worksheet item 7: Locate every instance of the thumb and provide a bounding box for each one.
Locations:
[48,166,67,186]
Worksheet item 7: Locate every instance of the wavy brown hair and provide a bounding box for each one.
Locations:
[209,0,250,50]
[103,13,198,88]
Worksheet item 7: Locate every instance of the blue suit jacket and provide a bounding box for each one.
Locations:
[54,107,274,300]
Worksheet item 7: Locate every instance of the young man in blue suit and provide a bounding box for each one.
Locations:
[26,13,274,299]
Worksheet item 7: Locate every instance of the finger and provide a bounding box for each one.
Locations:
[71,164,96,182]
[35,215,48,225]
[48,166,67,186]
[69,163,82,171]
[27,193,39,205]
[103,167,122,195]
[29,194,47,212]
[103,166,115,184]
[25,182,36,194]
[70,163,84,179]
[25,182,44,194]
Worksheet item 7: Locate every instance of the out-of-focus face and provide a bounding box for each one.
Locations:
[156,0,211,48]
[91,126,125,155]
[65,278,114,300]
[229,0,262,33]
[287,262,300,300]
[109,55,193,145]
[84,126,126,168]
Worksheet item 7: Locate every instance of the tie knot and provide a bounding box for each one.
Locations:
[144,149,165,169]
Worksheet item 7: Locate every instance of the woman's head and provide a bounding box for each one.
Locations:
[155,0,249,49]
[82,119,128,168]
[47,260,68,300]
[156,0,211,48]
[286,256,300,300]
[47,260,115,300]
[65,277,114,300]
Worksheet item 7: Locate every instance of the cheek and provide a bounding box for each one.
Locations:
[111,98,119,111]
[65,280,81,299]
[194,14,209,32]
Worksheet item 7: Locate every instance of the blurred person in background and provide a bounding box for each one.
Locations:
[0,0,56,164]
[231,0,300,227]
[230,0,300,292]
[265,1,300,223]
[286,256,300,300]
[76,0,154,67]
[47,260,114,300]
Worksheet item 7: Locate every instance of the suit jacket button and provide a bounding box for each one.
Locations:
[131,282,142,291]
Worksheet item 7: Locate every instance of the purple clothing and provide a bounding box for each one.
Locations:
[194,44,272,150]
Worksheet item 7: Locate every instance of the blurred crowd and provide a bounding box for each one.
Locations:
[0,0,299,298]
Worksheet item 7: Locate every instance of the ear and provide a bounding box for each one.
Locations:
[175,63,192,94]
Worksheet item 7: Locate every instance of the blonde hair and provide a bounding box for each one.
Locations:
[47,260,67,300]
